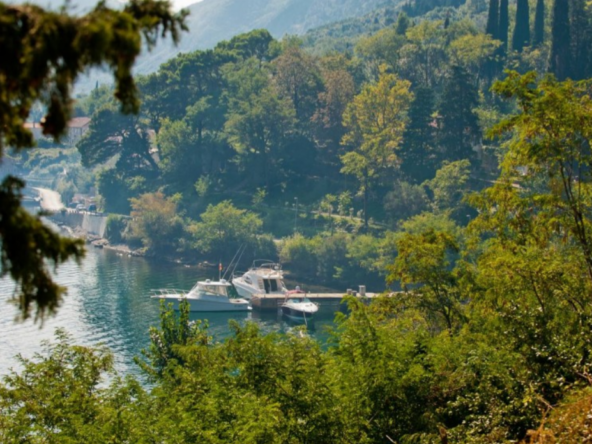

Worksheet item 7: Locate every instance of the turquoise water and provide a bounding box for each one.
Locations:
[0,247,339,378]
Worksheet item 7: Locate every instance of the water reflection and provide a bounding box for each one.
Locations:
[0,248,340,377]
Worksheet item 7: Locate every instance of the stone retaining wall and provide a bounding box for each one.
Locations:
[51,211,107,237]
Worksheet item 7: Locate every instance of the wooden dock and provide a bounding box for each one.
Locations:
[250,291,377,311]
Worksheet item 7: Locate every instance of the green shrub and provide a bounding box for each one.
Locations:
[279,234,320,277]
[104,214,128,244]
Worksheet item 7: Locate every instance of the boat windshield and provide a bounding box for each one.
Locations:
[200,285,228,296]
[289,297,311,303]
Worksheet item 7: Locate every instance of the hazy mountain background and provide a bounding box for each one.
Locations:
[5,0,401,93]
[4,0,122,13]
[137,0,400,75]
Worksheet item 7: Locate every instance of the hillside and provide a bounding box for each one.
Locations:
[5,0,406,92]
[135,0,402,74]
[22,0,400,92]
[301,0,481,54]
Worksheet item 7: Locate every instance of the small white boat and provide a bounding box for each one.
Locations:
[280,289,319,322]
[232,260,288,300]
[151,279,251,312]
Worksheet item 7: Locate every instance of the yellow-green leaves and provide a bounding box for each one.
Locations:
[340,67,412,228]
[342,67,412,159]
[388,223,464,332]
[489,72,592,283]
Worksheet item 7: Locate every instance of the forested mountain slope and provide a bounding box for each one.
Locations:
[4,0,406,91]
[301,0,482,54]
[17,0,404,91]
[137,0,402,73]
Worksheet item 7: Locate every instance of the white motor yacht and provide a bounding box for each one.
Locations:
[280,289,319,321]
[151,279,251,312]
[232,260,288,299]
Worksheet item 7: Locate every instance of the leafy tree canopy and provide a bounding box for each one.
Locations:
[77,104,158,172]
[189,200,263,259]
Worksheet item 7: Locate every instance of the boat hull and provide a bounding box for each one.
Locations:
[280,304,318,322]
[232,280,256,299]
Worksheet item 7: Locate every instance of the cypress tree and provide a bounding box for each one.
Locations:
[400,86,437,183]
[438,66,481,164]
[549,0,572,80]
[570,0,592,80]
[512,0,531,52]
[499,0,509,55]
[485,0,500,78]
[533,0,545,46]
[395,11,411,35]
[486,0,500,38]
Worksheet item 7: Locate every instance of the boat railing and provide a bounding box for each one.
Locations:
[250,259,282,270]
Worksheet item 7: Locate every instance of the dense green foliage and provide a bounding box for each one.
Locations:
[7,0,592,314]
[5,71,592,443]
[4,0,592,439]
[64,0,592,286]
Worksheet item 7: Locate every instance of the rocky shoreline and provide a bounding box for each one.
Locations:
[41,189,219,269]
[57,222,145,257]
[72,227,218,269]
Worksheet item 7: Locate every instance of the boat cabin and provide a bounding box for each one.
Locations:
[242,274,284,294]
[195,279,230,297]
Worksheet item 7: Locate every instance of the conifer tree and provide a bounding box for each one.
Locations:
[549,0,572,80]
[485,0,500,78]
[395,11,411,35]
[400,86,437,183]
[512,0,531,52]
[499,0,509,55]
[533,0,545,46]
[486,0,500,39]
[438,66,481,164]
[570,0,592,80]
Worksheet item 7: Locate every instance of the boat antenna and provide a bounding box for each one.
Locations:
[222,245,241,280]
[233,244,246,276]
[222,244,246,280]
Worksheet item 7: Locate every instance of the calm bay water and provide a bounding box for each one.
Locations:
[0,247,338,378]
